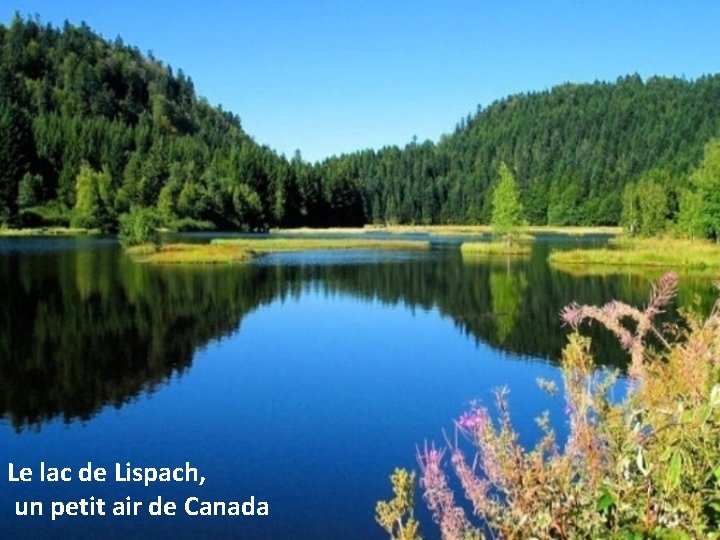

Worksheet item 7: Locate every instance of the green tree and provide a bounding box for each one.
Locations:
[16,172,43,208]
[491,162,524,240]
[620,177,670,237]
[620,182,640,235]
[691,138,720,241]
[547,177,583,226]
[232,183,263,231]
[118,206,161,247]
[71,163,114,230]
[0,102,32,223]
[677,189,704,241]
[637,175,668,236]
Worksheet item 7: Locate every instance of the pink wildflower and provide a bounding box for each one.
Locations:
[456,407,488,433]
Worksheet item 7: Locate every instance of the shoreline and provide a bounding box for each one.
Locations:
[0,227,100,237]
[273,225,622,236]
[1,224,621,239]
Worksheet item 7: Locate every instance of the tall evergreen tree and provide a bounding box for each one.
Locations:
[0,102,33,222]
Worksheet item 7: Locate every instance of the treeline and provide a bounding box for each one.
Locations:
[1,15,720,232]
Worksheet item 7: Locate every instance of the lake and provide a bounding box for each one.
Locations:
[0,234,715,539]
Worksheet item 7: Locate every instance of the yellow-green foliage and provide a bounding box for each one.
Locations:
[549,237,720,269]
[461,241,531,256]
[375,469,422,540]
[491,163,525,237]
[127,237,429,264]
[125,243,252,264]
[523,226,620,236]
[211,237,430,252]
[0,226,96,236]
[277,225,620,237]
[392,274,720,539]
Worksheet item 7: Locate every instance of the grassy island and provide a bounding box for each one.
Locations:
[210,237,431,252]
[0,227,100,237]
[125,243,253,264]
[549,237,720,269]
[460,241,532,256]
[126,237,431,264]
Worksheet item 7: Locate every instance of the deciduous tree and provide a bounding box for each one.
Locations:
[490,162,524,240]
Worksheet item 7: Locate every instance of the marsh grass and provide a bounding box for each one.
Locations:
[460,240,532,256]
[210,237,431,252]
[0,226,99,237]
[549,237,720,269]
[551,261,720,279]
[125,243,252,264]
[126,237,430,264]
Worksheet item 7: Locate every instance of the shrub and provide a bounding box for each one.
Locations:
[118,207,162,248]
[17,202,71,227]
[378,273,720,539]
[376,469,422,540]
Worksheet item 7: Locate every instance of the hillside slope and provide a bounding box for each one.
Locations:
[2,15,719,230]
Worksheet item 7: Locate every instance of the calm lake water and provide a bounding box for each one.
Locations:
[0,234,716,539]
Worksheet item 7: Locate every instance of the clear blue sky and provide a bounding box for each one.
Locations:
[6,1,720,162]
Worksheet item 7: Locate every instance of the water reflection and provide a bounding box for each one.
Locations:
[0,240,716,430]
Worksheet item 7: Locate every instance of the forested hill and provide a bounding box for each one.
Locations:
[332,75,720,226]
[0,15,352,231]
[1,15,720,231]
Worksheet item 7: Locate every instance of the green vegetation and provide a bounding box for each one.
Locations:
[679,139,720,242]
[2,16,720,233]
[381,274,720,538]
[125,243,251,264]
[461,241,531,256]
[462,163,529,255]
[549,237,720,269]
[333,77,720,227]
[0,15,363,233]
[525,226,621,236]
[118,206,162,247]
[71,163,114,230]
[210,237,430,252]
[490,162,525,240]
[375,469,420,540]
[282,225,618,237]
[17,200,71,227]
[126,237,430,264]
[620,169,670,236]
[0,225,95,236]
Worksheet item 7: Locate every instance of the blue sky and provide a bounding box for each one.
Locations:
[5,1,720,162]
